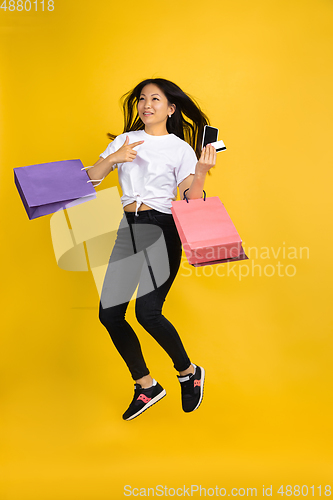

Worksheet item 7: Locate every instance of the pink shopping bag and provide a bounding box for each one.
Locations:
[171,190,248,266]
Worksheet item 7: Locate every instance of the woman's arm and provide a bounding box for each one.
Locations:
[86,156,117,187]
[178,144,216,200]
[85,136,144,187]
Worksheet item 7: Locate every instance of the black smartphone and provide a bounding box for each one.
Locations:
[202,125,219,148]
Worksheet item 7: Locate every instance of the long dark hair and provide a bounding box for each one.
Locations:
[107,78,211,161]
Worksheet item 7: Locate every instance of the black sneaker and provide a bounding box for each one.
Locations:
[122,380,166,421]
[177,364,205,413]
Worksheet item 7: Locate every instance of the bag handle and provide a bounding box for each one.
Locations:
[81,166,104,187]
[183,188,206,203]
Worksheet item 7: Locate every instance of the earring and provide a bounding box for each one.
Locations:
[169,114,172,118]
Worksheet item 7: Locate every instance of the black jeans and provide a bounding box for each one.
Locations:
[99,209,191,380]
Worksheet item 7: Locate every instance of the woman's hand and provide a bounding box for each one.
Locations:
[111,136,144,164]
[196,144,217,174]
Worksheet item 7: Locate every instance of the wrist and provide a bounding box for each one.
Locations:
[108,153,118,167]
[195,163,208,178]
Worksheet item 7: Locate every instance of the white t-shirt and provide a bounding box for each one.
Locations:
[100,130,197,214]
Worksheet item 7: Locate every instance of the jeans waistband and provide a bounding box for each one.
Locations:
[124,209,172,221]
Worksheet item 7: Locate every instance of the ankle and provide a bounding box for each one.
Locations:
[136,374,154,389]
[179,363,195,377]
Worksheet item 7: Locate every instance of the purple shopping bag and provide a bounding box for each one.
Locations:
[14,159,97,220]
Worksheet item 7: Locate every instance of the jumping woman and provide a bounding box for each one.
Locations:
[86,78,216,420]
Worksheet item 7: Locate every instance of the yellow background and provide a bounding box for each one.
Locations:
[1,0,332,498]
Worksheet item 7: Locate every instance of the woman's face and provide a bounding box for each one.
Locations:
[137,83,175,128]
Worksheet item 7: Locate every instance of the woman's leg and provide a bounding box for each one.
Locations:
[99,211,193,377]
[135,212,192,373]
[99,214,151,381]
[99,210,203,419]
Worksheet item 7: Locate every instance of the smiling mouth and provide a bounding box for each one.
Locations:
[143,112,153,115]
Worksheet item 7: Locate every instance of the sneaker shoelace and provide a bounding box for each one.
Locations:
[180,376,196,397]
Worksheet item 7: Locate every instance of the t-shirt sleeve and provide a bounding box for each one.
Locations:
[99,135,123,169]
[175,144,198,186]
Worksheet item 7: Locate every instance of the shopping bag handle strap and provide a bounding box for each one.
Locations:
[183,189,206,203]
[81,166,104,187]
